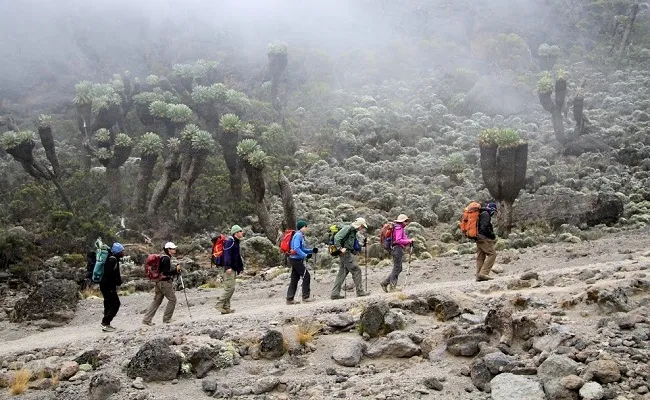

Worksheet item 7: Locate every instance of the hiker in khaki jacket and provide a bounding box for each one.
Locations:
[142,242,180,325]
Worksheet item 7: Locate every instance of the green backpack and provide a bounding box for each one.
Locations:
[91,238,110,283]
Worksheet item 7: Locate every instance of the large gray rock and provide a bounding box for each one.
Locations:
[512,192,623,228]
[583,360,621,384]
[260,329,285,359]
[359,301,389,337]
[365,331,420,358]
[188,346,218,378]
[383,309,406,332]
[88,372,122,400]
[471,358,493,392]
[332,339,365,367]
[538,355,580,383]
[446,334,489,357]
[425,293,461,321]
[126,339,180,382]
[490,373,546,400]
[11,279,79,323]
[579,381,604,400]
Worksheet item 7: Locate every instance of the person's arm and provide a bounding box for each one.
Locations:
[291,232,311,258]
[334,226,351,249]
[223,238,234,271]
[103,256,117,284]
[393,224,412,246]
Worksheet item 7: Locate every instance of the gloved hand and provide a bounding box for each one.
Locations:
[312,247,319,254]
[306,254,313,260]
[363,237,368,246]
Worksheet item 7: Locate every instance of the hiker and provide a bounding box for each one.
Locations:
[286,220,318,305]
[142,242,180,325]
[100,242,124,332]
[476,202,498,281]
[215,225,245,314]
[380,214,414,292]
[330,217,370,299]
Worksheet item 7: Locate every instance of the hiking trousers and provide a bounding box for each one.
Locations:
[216,270,236,310]
[142,280,177,323]
[330,252,363,297]
[99,283,120,326]
[287,258,311,301]
[476,239,497,276]
[382,246,404,287]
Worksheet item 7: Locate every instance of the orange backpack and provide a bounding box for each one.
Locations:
[279,230,297,255]
[379,223,394,250]
[211,234,227,266]
[460,201,482,239]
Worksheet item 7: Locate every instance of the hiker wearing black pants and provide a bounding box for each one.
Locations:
[100,242,124,332]
[286,220,317,304]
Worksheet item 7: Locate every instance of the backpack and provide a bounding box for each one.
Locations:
[279,230,297,255]
[328,225,340,256]
[211,234,228,266]
[379,223,395,250]
[144,254,164,281]
[460,201,482,240]
[91,238,110,283]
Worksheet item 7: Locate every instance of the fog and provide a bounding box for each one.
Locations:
[0,0,581,103]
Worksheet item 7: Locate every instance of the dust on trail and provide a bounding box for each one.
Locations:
[1,229,648,357]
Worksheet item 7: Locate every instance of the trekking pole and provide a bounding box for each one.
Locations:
[364,241,368,293]
[403,243,413,290]
[179,274,193,319]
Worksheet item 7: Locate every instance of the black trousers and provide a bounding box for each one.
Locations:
[100,284,121,326]
[286,258,311,300]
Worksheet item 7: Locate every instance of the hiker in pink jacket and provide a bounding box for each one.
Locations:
[380,214,414,292]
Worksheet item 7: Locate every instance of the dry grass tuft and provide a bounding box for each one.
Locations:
[81,287,102,299]
[199,278,219,289]
[9,369,31,395]
[296,319,323,345]
[394,291,408,301]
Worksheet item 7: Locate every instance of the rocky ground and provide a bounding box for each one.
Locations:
[0,227,650,400]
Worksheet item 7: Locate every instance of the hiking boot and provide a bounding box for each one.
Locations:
[142,321,155,326]
[286,299,300,305]
[357,291,370,297]
[162,320,173,324]
[302,297,314,303]
[101,324,116,332]
[476,274,493,282]
[219,308,234,314]
[330,294,345,300]
[380,282,388,293]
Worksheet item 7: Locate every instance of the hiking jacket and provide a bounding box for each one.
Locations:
[101,253,122,287]
[159,254,178,280]
[289,230,313,260]
[223,236,244,274]
[334,225,357,251]
[392,222,412,247]
[478,210,496,240]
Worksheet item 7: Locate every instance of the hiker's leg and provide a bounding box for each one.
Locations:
[478,240,497,276]
[286,259,301,300]
[476,243,486,274]
[344,254,364,295]
[142,282,165,323]
[388,246,404,287]
[301,264,311,300]
[102,288,119,326]
[330,256,347,297]
[221,271,236,309]
[160,280,177,323]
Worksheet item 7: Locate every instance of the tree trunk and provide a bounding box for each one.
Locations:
[243,162,276,241]
[37,125,61,178]
[177,153,208,223]
[219,134,242,198]
[278,173,296,231]
[573,91,585,139]
[147,151,181,216]
[105,166,123,214]
[551,110,567,145]
[132,154,158,212]
[615,3,640,62]
[52,178,73,212]
[479,146,499,200]
[496,200,513,238]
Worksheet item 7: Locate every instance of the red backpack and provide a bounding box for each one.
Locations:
[211,234,227,266]
[279,230,297,255]
[460,201,482,239]
[379,223,394,250]
[144,254,164,281]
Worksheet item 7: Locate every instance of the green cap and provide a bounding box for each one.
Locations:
[230,224,243,235]
[296,220,308,230]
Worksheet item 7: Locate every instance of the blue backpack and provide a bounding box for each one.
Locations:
[91,238,110,283]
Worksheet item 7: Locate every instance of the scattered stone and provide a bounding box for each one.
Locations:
[484,351,514,374]
[260,329,285,359]
[560,375,585,390]
[583,359,621,384]
[446,334,489,357]
[383,310,406,332]
[126,339,181,382]
[520,272,539,281]
[132,377,145,390]
[11,279,79,323]
[59,360,79,380]
[365,331,420,358]
[88,372,122,400]
[202,377,218,395]
[425,293,461,321]
[253,377,279,394]
[490,373,545,400]
[471,357,493,391]
[332,339,365,367]
[359,301,389,337]
[423,377,443,391]
[579,381,604,400]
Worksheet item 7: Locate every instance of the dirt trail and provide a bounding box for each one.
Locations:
[2,228,648,358]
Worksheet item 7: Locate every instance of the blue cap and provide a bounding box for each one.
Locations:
[486,202,497,211]
[111,242,124,254]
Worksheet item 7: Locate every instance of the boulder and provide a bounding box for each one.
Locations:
[583,360,621,384]
[188,346,218,378]
[471,357,493,391]
[332,339,365,367]
[512,192,623,228]
[359,301,389,337]
[59,361,79,381]
[446,334,489,357]
[11,279,79,323]
[538,355,580,383]
[383,309,406,332]
[88,372,122,400]
[252,377,279,395]
[260,329,285,359]
[490,373,546,400]
[425,293,461,321]
[365,331,420,358]
[126,339,180,382]
[579,381,604,400]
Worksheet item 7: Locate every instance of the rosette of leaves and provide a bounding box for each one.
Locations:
[180,124,213,153]
[260,123,297,164]
[479,128,523,148]
[137,132,164,156]
[267,41,289,79]
[237,139,268,169]
[173,59,219,89]
[145,75,160,86]
[442,152,466,175]
[538,43,560,70]
[220,113,241,134]
[96,147,113,161]
[1,130,34,153]
[94,128,112,147]
[114,133,133,148]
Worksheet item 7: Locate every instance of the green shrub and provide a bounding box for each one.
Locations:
[479,128,525,148]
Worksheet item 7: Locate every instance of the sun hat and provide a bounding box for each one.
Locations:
[394,214,410,223]
[164,242,177,249]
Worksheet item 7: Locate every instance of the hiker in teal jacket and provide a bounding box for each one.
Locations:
[286,220,318,305]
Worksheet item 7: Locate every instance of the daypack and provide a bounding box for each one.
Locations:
[211,234,227,266]
[144,254,164,281]
[460,201,482,240]
[328,225,340,256]
[279,230,297,255]
[91,238,110,283]
[379,223,395,250]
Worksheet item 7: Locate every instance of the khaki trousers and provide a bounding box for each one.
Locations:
[476,239,497,276]
[216,270,236,310]
[330,252,363,297]
[142,280,176,323]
